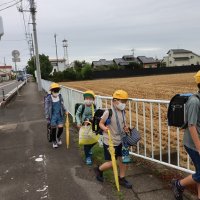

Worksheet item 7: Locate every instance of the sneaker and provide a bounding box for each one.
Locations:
[170,179,183,200]
[53,142,58,148]
[94,166,104,182]
[119,177,132,189]
[57,138,62,145]
[86,157,92,165]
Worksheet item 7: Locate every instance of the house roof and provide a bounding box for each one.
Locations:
[92,59,114,67]
[137,56,158,64]
[122,55,139,63]
[167,49,192,54]
[0,65,12,69]
[113,58,129,66]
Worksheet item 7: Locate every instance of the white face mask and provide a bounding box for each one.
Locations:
[84,99,94,106]
[52,92,59,97]
[116,102,126,110]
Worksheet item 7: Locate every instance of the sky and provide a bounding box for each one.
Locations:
[0,0,200,69]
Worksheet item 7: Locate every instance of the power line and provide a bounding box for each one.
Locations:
[0,0,17,7]
[0,0,22,12]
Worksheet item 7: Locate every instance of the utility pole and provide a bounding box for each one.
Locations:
[29,0,42,91]
[54,33,59,71]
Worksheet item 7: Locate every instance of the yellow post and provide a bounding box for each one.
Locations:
[66,113,69,149]
[108,130,120,191]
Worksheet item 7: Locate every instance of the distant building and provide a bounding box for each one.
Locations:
[92,59,114,69]
[0,65,12,81]
[49,58,68,74]
[122,55,139,63]
[113,58,129,66]
[137,56,159,68]
[163,49,200,67]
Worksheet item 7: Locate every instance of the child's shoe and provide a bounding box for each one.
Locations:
[94,166,104,182]
[53,142,58,148]
[57,138,62,145]
[86,157,92,165]
[119,177,132,189]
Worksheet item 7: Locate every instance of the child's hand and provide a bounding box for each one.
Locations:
[104,127,109,133]
[123,126,129,133]
[77,124,82,129]
[84,121,91,126]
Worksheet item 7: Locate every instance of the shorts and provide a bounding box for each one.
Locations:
[50,114,64,126]
[184,145,200,183]
[103,143,122,161]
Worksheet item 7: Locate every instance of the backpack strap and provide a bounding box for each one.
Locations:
[181,94,200,129]
[105,109,112,125]
[80,104,85,117]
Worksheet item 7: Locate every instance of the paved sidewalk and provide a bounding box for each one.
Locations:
[0,80,195,200]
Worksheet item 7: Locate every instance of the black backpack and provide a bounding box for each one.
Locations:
[74,103,96,122]
[167,93,200,128]
[92,109,112,135]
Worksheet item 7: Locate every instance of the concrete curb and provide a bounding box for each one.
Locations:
[0,81,26,108]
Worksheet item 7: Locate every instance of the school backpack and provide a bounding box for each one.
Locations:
[92,109,113,135]
[74,103,96,122]
[167,93,200,128]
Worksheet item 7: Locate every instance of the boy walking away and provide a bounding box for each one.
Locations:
[171,71,200,200]
[76,90,97,165]
[94,90,132,189]
[45,83,67,148]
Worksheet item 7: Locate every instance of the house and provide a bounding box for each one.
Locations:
[122,55,139,63]
[162,49,200,67]
[113,58,129,66]
[137,56,159,68]
[0,65,12,81]
[49,58,69,74]
[92,59,114,69]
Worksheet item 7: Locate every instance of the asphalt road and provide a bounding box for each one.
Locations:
[0,80,24,102]
[0,81,111,200]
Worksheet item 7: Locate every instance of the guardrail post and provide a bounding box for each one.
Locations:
[2,89,5,101]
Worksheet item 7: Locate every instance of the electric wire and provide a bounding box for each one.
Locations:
[0,0,22,11]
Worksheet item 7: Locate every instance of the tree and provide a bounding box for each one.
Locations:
[63,68,76,80]
[27,54,53,79]
[81,63,93,79]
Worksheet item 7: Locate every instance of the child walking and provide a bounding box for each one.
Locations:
[45,83,67,148]
[94,90,132,189]
[76,90,96,165]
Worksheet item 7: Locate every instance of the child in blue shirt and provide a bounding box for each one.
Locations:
[76,90,96,165]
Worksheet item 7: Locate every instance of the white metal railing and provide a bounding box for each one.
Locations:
[41,79,194,174]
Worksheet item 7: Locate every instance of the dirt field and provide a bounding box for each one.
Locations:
[61,72,198,169]
[61,72,197,100]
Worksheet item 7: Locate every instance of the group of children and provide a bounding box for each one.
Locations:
[44,82,132,189]
[44,74,200,198]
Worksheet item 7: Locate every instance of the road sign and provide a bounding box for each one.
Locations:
[12,50,20,58]
[12,58,20,62]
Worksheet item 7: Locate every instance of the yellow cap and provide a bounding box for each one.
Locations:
[50,82,60,90]
[194,71,200,84]
[83,90,95,99]
[113,90,128,100]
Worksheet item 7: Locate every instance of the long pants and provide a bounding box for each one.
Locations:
[84,143,96,158]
